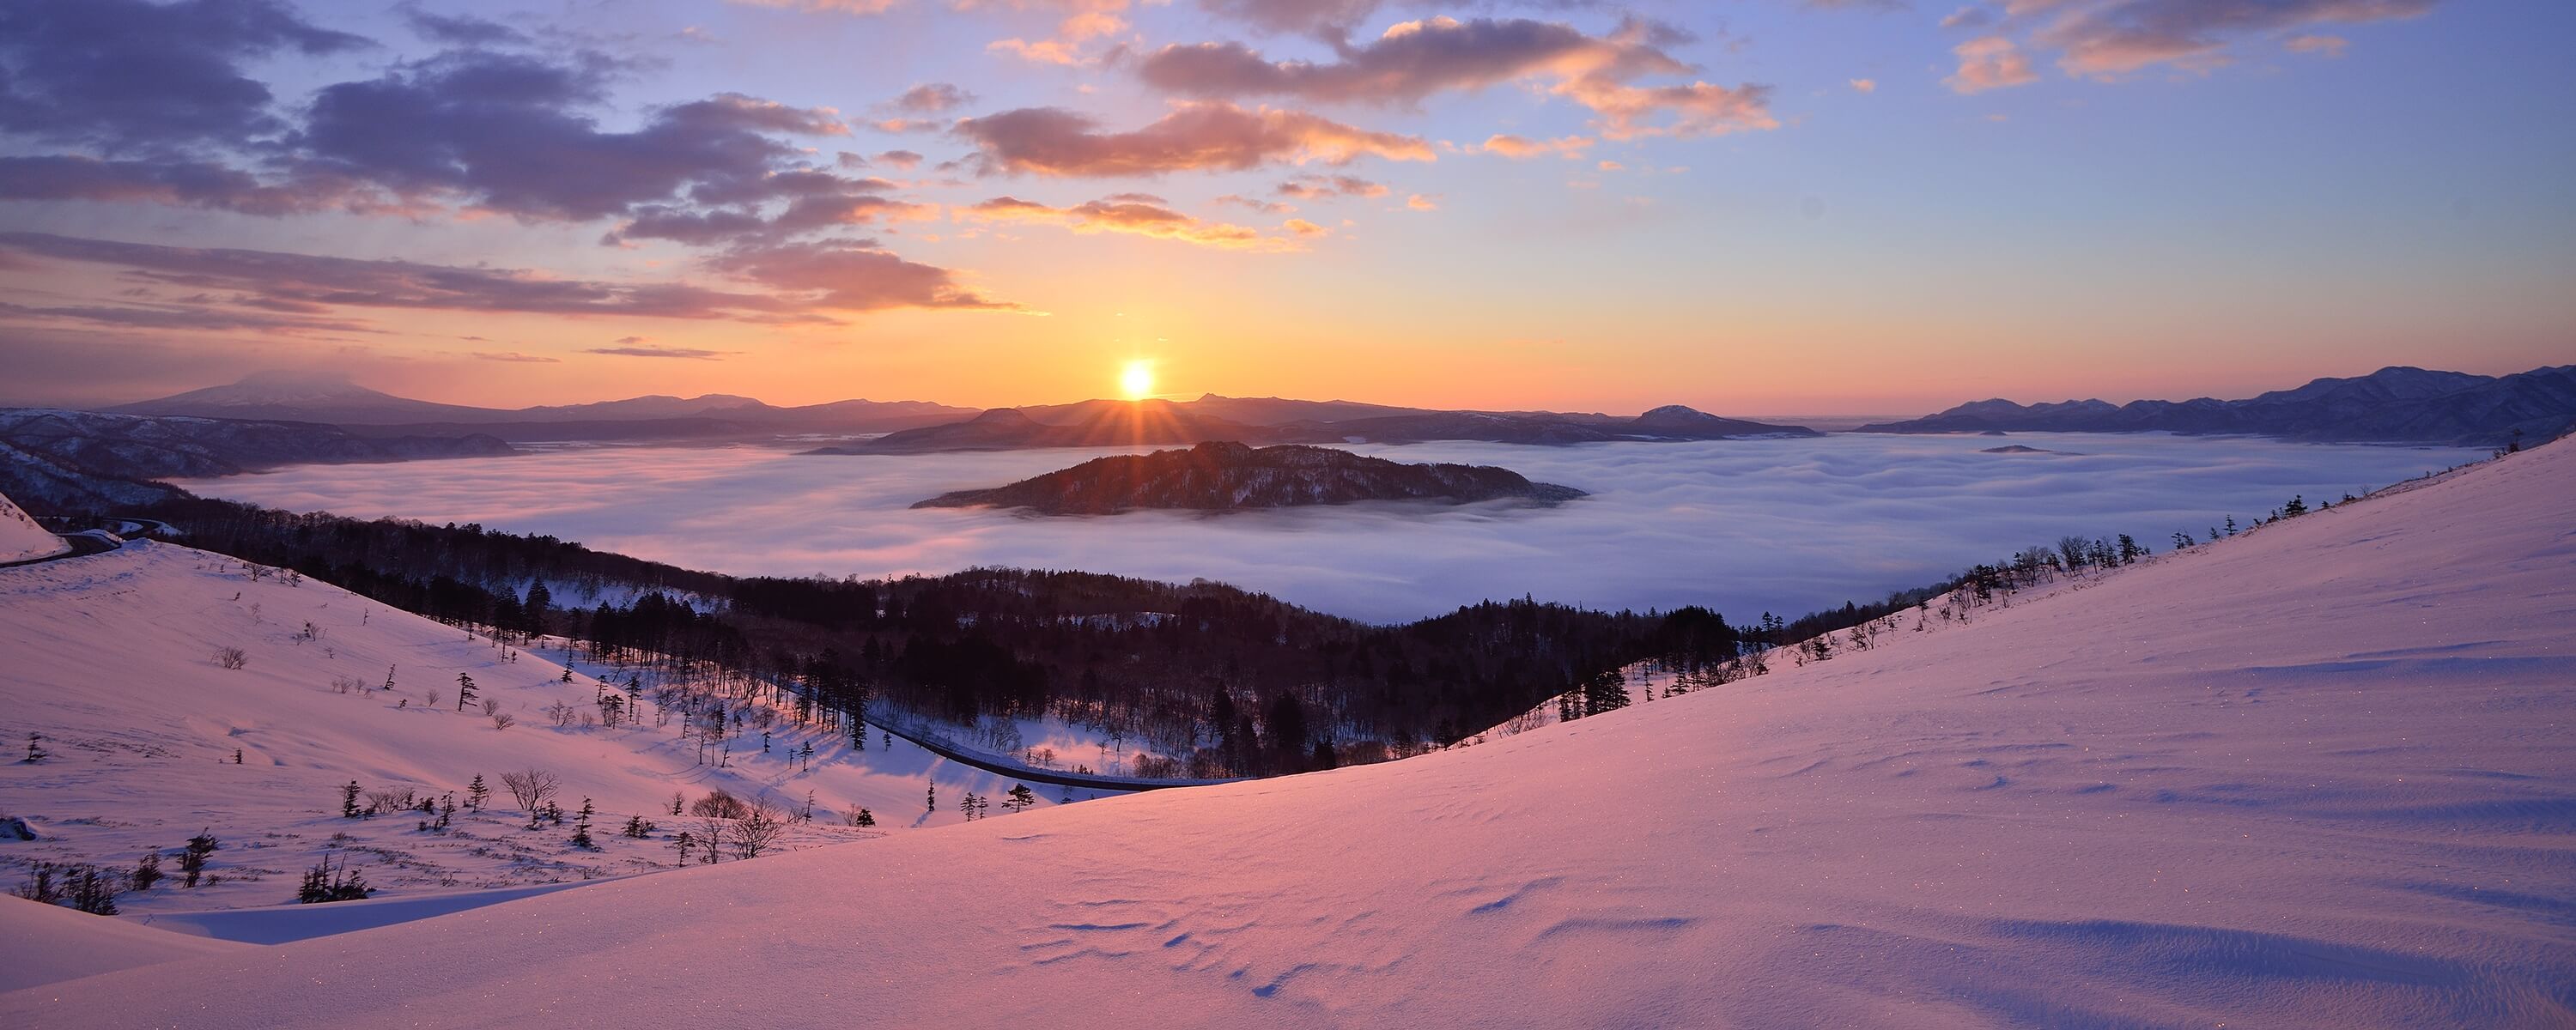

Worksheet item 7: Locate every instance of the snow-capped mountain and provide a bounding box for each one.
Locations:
[3,439,2567,1025]
[109,371,498,425]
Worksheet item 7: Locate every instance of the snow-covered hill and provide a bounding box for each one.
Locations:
[6,440,2574,1027]
[0,492,65,565]
[0,537,1109,922]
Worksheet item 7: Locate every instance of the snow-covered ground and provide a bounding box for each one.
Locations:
[0,492,64,565]
[0,538,1116,922]
[6,439,2574,1027]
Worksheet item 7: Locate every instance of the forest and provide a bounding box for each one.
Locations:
[118,495,1738,777]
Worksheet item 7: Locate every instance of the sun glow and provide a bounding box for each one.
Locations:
[1120,360,1156,400]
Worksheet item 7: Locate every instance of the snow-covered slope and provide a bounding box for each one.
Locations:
[0,490,65,565]
[8,441,2575,1027]
[0,896,249,991]
[0,541,1109,923]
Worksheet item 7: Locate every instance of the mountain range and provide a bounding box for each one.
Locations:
[914,441,1587,514]
[1858,365,2576,445]
[0,409,513,510]
[114,371,977,438]
[823,400,1818,455]
[113,373,1820,450]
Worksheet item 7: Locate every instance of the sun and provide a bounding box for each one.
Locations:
[1119,360,1155,401]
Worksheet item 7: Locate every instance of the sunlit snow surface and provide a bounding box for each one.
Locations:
[175,433,2479,622]
[3,439,2567,1027]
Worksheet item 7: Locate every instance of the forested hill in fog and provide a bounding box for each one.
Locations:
[1859,365,2576,445]
[914,442,1586,514]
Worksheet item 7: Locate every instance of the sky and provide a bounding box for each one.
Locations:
[1,0,2570,415]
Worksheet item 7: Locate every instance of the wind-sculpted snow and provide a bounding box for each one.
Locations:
[9,439,2570,1027]
[179,433,2478,622]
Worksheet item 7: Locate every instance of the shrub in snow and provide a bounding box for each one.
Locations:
[295,856,371,904]
[213,646,247,670]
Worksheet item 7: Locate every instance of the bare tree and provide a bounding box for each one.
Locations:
[213,646,247,670]
[498,768,560,813]
[729,795,787,859]
[687,789,749,820]
[489,712,516,730]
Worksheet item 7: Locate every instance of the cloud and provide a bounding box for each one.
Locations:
[987,7,1130,66]
[2283,33,2348,57]
[607,172,937,246]
[702,240,1018,312]
[2016,0,2433,80]
[1214,193,1296,214]
[402,7,527,45]
[1282,218,1329,237]
[1405,192,1438,210]
[1941,4,1996,29]
[1196,0,1385,35]
[1849,77,1878,93]
[175,434,2482,625]
[0,0,371,152]
[471,351,562,363]
[962,196,1298,250]
[729,0,904,13]
[296,52,852,223]
[888,83,976,113]
[1481,133,1593,159]
[583,343,735,360]
[0,231,1005,324]
[0,299,372,335]
[0,155,385,215]
[1136,16,1777,140]
[1275,173,1387,199]
[953,103,1434,177]
[1947,35,2038,93]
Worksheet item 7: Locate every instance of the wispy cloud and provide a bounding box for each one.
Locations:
[953,103,1434,177]
[583,342,737,360]
[963,196,1300,250]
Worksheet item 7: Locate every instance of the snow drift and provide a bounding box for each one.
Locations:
[5,441,2573,1027]
[0,490,65,565]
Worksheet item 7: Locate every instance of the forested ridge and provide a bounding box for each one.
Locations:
[119,495,1728,776]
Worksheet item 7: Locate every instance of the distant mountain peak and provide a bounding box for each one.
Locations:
[1856,364,2576,445]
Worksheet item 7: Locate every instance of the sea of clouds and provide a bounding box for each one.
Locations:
[176,433,2481,625]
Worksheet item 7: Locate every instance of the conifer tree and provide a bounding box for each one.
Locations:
[1005,784,1036,813]
[570,798,596,849]
[854,808,875,827]
[21,732,43,764]
[341,780,361,818]
[465,774,490,810]
[456,673,476,712]
[179,830,218,888]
